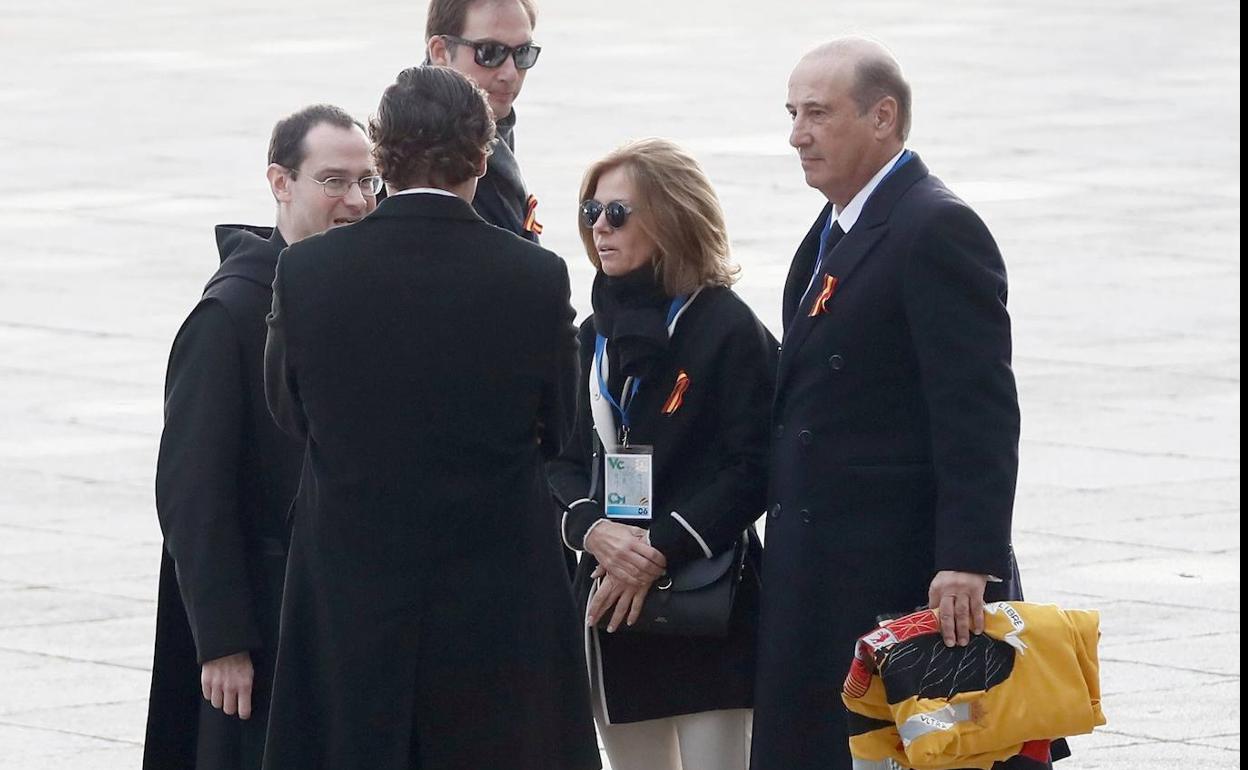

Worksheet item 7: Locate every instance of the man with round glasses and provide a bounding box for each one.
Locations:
[143,104,378,770]
[426,0,544,242]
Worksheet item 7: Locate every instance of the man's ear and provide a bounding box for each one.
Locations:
[267,163,293,203]
[873,97,899,140]
[474,152,489,179]
[427,36,451,66]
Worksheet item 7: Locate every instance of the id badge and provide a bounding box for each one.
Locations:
[604,445,654,521]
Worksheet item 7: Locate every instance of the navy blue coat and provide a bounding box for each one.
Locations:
[750,154,1021,770]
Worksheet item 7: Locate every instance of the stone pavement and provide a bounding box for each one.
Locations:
[0,0,1238,767]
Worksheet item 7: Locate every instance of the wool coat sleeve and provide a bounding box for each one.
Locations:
[264,256,308,441]
[647,314,777,571]
[537,259,579,459]
[155,300,263,664]
[902,202,1019,579]
[547,323,605,550]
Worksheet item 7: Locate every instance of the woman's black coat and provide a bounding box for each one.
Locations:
[548,285,777,724]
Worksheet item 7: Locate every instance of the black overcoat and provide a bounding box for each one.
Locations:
[548,286,776,724]
[144,225,304,770]
[750,155,1022,770]
[261,193,600,770]
[471,111,582,578]
[473,110,540,243]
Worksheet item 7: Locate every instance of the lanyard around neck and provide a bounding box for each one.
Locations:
[594,293,692,437]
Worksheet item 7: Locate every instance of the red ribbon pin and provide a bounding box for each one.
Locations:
[808,274,839,317]
[661,370,691,415]
[523,194,543,235]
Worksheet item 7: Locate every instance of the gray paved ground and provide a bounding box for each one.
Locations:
[0,0,1239,767]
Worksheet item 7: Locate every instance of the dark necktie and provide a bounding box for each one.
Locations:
[815,220,846,276]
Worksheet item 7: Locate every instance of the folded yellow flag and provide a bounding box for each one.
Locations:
[842,602,1105,770]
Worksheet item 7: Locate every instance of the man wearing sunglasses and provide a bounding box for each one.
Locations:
[426,0,544,242]
[144,104,378,770]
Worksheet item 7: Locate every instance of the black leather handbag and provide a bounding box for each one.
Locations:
[596,530,750,638]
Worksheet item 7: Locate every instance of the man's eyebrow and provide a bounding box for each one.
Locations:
[310,167,375,177]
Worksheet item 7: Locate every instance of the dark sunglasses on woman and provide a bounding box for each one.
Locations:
[580,199,632,228]
[441,35,542,70]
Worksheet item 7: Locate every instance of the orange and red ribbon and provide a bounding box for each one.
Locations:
[661,370,691,415]
[523,194,543,235]
[808,274,839,317]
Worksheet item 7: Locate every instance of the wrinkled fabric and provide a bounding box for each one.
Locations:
[843,602,1104,770]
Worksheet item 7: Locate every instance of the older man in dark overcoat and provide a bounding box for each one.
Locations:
[751,39,1034,770]
[261,66,599,770]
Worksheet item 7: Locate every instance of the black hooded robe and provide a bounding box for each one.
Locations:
[143,225,304,770]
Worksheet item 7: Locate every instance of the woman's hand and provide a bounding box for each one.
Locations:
[587,569,654,632]
[584,520,667,587]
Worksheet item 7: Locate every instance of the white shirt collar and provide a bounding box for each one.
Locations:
[831,147,907,233]
[391,187,458,198]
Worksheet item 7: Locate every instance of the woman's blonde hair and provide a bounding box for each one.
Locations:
[577,138,739,296]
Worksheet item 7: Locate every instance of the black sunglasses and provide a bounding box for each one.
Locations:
[442,35,541,70]
[580,199,632,229]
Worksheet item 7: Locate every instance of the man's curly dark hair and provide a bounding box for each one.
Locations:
[370,66,496,191]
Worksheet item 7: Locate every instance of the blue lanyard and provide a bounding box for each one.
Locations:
[595,294,689,431]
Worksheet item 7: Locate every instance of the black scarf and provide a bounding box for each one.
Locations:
[591,267,671,381]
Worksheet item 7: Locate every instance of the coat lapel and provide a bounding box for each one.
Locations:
[782,203,832,330]
[777,224,887,387]
[776,154,930,390]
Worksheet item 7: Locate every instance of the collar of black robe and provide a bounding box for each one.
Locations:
[205,224,288,293]
[591,266,671,381]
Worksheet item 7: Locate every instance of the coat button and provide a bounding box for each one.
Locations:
[829,354,845,371]
[774,424,785,439]
[800,508,812,524]
[798,429,813,445]
[769,504,781,520]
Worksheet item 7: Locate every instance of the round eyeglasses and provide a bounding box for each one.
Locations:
[289,168,384,198]
[580,199,632,229]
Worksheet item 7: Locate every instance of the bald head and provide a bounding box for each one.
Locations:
[786,37,910,206]
[798,37,911,142]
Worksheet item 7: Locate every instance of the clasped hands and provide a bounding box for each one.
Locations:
[584,520,667,632]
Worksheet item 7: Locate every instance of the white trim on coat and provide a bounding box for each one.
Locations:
[670,511,713,559]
